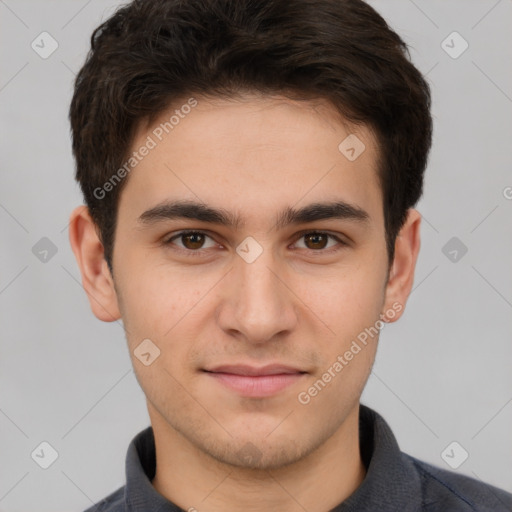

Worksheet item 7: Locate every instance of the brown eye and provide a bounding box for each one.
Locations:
[294,231,344,252]
[165,231,217,253]
[303,232,329,250]
[181,232,205,250]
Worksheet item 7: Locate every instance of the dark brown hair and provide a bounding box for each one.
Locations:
[69,0,432,274]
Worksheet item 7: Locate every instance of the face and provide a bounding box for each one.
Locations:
[76,93,415,470]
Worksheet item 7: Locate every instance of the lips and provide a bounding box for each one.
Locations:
[203,364,307,397]
[204,364,306,376]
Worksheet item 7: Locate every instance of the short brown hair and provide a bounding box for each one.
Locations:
[69,0,432,273]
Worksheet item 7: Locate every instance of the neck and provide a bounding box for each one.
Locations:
[150,404,366,512]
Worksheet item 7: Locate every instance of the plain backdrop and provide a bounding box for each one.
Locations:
[1,1,511,510]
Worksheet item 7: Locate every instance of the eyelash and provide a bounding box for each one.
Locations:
[162,230,348,257]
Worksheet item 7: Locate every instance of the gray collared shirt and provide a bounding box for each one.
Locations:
[83,404,512,511]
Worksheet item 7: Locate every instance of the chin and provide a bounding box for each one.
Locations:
[194,427,323,471]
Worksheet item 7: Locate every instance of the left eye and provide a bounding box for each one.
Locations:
[293,231,344,251]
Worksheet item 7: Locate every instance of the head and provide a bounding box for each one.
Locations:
[69,0,431,470]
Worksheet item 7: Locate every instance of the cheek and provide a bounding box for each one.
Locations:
[294,262,385,335]
[116,253,185,323]
[118,265,215,378]
[295,272,383,408]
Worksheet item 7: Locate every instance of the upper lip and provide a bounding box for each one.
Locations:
[204,364,306,376]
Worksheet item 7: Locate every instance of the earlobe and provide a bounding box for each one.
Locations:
[381,209,422,323]
[68,205,122,322]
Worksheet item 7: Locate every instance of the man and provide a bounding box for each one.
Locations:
[67,0,512,510]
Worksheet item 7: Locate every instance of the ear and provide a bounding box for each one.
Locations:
[381,208,421,323]
[68,205,121,322]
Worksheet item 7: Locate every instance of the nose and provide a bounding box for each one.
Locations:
[216,246,298,344]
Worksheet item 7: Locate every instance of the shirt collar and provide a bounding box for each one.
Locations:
[332,404,423,511]
[123,403,423,511]
[125,424,180,511]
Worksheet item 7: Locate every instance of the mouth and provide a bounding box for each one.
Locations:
[202,364,308,398]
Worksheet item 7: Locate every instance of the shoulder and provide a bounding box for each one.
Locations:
[404,453,512,511]
[82,485,125,512]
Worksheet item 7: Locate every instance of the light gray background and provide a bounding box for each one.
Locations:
[1,1,511,511]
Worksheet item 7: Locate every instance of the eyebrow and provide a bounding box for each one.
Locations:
[136,199,370,231]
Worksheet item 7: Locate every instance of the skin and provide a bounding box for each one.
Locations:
[69,93,421,512]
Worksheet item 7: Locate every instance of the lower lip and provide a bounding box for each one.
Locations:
[205,372,305,397]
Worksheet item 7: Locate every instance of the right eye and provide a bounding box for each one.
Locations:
[162,230,219,256]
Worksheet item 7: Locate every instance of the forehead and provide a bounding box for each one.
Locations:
[118,94,383,229]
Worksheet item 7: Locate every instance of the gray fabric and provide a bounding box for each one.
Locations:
[83,404,512,512]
